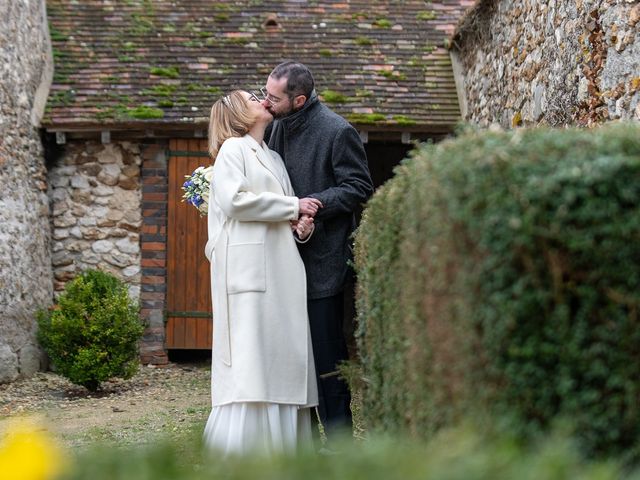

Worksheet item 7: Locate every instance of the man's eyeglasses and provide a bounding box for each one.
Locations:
[260,87,286,106]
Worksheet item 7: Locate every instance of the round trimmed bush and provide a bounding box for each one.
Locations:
[37,269,145,391]
[354,123,640,459]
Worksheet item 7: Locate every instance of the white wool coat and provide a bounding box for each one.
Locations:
[204,134,318,408]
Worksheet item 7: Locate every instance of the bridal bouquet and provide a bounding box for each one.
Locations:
[182,166,214,216]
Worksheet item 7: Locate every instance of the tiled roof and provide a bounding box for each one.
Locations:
[45,0,473,133]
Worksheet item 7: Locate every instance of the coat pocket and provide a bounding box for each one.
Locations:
[226,242,266,294]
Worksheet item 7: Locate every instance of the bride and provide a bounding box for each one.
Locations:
[202,90,320,455]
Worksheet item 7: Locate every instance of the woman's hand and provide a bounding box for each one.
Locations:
[295,214,315,240]
[298,197,323,216]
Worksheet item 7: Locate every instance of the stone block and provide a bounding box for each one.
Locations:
[52,251,73,267]
[70,175,90,189]
[97,163,121,186]
[97,144,123,164]
[96,219,116,228]
[116,237,140,254]
[123,265,141,277]
[79,162,102,177]
[0,345,19,383]
[104,252,132,268]
[93,185,114,196]
[18,343,42,376]
[91,239,114,253]
[122,165,140,178]
[118,175,138,190]
[50,175,70,188]
[82,228,107,240]
[72,190,92,204]
[107,209,125,222]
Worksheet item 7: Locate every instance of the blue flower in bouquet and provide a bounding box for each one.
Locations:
[181,166,213,216]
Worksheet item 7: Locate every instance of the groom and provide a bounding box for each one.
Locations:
[262,61,374,435]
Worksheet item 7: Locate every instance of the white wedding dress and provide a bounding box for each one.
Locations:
[203,402,313,455]
[202,135,318,456]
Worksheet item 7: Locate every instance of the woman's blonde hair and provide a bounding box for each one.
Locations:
[208,90,258,158]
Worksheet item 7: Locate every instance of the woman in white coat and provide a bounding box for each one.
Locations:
[202,90,321,455]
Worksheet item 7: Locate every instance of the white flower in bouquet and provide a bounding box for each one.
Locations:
[182,165,214,216]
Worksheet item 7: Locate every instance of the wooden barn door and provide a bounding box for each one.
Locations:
[166,139,213,349]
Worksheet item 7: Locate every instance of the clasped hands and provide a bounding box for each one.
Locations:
[292,197,323,240]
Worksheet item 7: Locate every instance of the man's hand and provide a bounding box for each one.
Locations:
[298,197,323,216]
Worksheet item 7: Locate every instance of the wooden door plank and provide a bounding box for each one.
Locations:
[166,138,213,350]
[184,140,200,348]
[197,139,213,319]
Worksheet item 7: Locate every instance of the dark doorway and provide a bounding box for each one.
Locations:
[365,141,414,189]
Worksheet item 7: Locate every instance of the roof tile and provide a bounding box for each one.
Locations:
[45,0,471,131]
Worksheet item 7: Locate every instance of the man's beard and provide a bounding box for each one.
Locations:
[270,102,300,120]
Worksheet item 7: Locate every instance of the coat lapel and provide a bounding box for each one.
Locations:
[244,135,287,193]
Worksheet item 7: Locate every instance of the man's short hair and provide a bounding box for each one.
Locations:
[270,61,315,99]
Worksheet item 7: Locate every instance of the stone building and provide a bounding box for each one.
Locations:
[0,0,54,383]
[451,0,640,127]
[1,1,479,380]
[43,0,471,365]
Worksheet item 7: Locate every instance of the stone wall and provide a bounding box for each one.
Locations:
[452,0,640,127]
[0,0,54,383]
[48,140,170,366]
[48,142,143,299]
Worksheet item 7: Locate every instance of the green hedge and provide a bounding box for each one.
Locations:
[58,428,634,480]
[354,123,640,458]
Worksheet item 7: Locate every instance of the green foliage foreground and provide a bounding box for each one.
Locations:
[58,427,637,480]
[353,123,640,460]
[38,269,145,391]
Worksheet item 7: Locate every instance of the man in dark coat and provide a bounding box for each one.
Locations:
[263,61,374,435]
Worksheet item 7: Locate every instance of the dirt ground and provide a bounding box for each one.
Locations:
[0,361,212,449]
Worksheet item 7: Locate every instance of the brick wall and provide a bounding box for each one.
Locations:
[139,142,170,365]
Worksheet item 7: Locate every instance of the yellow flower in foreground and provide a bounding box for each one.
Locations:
[0,419,68,480]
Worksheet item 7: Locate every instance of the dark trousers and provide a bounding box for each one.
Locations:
[308,292,353,435]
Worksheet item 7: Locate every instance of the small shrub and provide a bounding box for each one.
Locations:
[38,269,145,391]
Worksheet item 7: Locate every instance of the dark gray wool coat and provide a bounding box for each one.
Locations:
[267,92,374,300]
